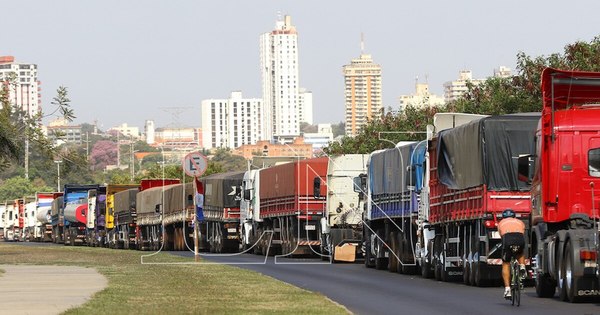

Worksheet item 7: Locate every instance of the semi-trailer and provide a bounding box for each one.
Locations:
[3,202,14,241]
[417,113,540,285]
[517,68,600,302]
[114,188,139,249]
[0,203,4,240]
[320,154,369,262]
[63,184,100,246]
[252,157,328,256]
[199,171,244,253]
[23,195,36,241]
[363,142,424,272]
[50,196,65,243]
[34,192,63,242]
[105,184,139,248]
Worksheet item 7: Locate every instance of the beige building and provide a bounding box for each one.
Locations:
[343,53,382,136]
[234,137,313,160]
[398,81,445,110]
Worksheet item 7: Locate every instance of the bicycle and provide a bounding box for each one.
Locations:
[508,245,524,306]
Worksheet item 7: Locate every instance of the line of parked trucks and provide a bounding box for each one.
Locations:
[0,68,598,302]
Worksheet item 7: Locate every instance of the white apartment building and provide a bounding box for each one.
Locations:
[299,88,313,125]
[201,91,263,149]
[260,15,302,141]
[443,70,485,103]
[303,123,334,151]
[108,123,140,139]
[144,120,155,144]
[398,81,445,110]
[494,66,512,78]
[0,56,41,117]
[343,53,383,136]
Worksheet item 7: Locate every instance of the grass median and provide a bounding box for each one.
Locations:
[0,243,347,314]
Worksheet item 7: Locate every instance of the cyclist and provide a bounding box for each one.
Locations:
[498,209,526,299]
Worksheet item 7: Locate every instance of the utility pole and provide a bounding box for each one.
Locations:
[130,135,134,181]
[54,160,62,192]
[24,138,29,179]
[117,132,120,168]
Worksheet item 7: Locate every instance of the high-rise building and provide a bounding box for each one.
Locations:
[299,88,313,125]
[260,15,301,141]
[443,70,485,103]
[398,80,445,110]
[343,53,382,136]
[144,120,155,144]
[201,91,263,149]
[0,56,41,117]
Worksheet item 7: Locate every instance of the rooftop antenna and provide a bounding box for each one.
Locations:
[360,32,365,54]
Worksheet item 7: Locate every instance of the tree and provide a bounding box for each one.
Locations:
[323,105,440,155]
[0,177,52,201]
[210,148,247,172]
[89,140,117,171]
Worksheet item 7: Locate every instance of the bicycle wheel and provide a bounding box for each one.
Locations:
[510,261,518,306]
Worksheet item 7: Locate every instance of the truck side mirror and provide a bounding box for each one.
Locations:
[517,154,533,183]
[243,189,251,201]
[155,204,162,214]
[313,177,321,199]
[353,174,367,200]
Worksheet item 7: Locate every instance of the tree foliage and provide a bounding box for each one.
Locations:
[89,140,117,171]
[0,177,53,202]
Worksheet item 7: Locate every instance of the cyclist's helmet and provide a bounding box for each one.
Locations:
[502,209,516,218]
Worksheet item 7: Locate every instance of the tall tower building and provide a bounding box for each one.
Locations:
[299,88,313,125]
[260,15,300,142]
[343,53,382,136]
[145,120,155,145]
[201,91,263,149]
[0,56,41,117]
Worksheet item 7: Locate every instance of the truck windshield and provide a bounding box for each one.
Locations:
[589,148,600,177]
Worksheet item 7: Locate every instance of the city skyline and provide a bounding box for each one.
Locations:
[3,1,600,131]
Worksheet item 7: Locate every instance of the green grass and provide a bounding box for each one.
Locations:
[0,243,348,314]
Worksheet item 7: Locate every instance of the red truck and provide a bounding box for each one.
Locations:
[518,68,600,302]
[419,113,540,285]
[253,157,328,256]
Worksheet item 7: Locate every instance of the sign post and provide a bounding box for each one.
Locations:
[183,151,208,262]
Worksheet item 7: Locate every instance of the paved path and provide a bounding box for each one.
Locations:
[0,265,107,315]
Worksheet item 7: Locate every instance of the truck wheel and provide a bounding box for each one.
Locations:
[564,241,582,303]
[471,261,482,287]
[535,252,556,298]
[463,261,471,285]
[374,230,388,270]
[421,259,432,278]
[434,258,442,281]
[388,231,398,272]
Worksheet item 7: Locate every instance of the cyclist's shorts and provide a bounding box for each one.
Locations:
[501,232,525,262]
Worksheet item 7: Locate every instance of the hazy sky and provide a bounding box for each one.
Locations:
[3,1,600,131]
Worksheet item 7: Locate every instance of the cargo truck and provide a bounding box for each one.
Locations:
[86,186,107,247]
[416,113,540,286]
[517,68,600,302]
[363,142,424,272]
[34,192,63,242]
[63,184,100,246]
[320,154,369,262]
[23,196,36,241]
[114,179,178,249]
[51,196,65,243]
[3,202,14,241]
[105,184,139,248]
[114,188,139,249]
[15,198,24,241]
[199,171,244,253]
[137,180,185,250]
[240,169,260,252]
[252,157,328,256]
[0,203,5,241]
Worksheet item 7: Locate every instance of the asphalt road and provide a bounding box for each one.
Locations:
[4,242,598,314]
[173,252,600,315]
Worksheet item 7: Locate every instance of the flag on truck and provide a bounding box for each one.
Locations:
[195,177,204,222]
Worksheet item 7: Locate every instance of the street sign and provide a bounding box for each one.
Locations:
[183,151,208,177]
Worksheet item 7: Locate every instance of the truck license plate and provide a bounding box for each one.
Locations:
[491,231,501,239]
[227,228,237,233]
[305,225,316,231]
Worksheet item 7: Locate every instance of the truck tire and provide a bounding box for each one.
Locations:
[374,229,388,270]
[535,271,556,298]
[463,261,471,285]
[563,240,582,303]
[388,231,398,272]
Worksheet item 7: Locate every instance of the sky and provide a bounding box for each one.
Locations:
[3,0,600,131]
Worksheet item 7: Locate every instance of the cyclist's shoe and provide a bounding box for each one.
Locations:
[519,265,527,279]
[504,287,511,299]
